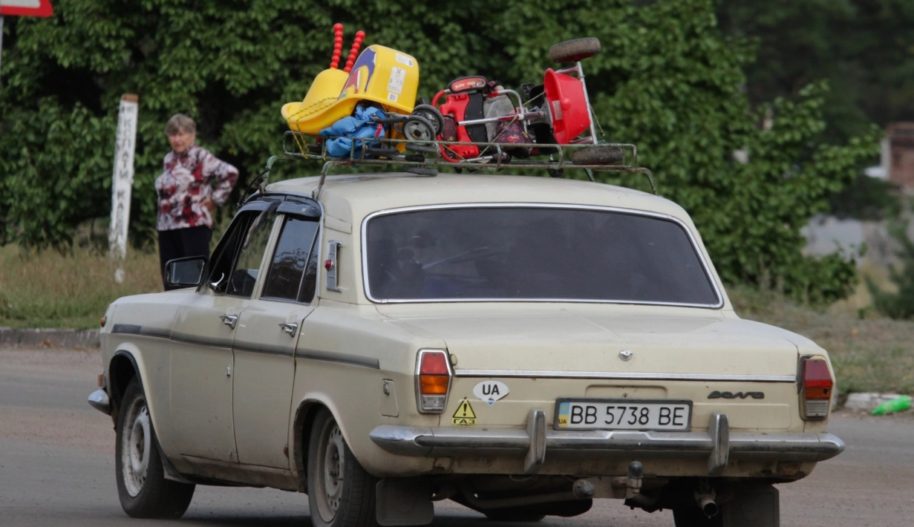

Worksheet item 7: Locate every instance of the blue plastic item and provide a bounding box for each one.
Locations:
[320,105,386,158]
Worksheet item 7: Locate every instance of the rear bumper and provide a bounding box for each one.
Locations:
[369,411,844,475]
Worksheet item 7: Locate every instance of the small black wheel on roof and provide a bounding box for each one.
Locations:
[570,145,624,165]
[547,37,601,63]
[404,114,439,153]
[412,104,445,135]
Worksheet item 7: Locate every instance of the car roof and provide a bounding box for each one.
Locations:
[266,172,690,221]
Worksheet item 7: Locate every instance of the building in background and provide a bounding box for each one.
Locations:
[805,123,914,268]
[886,123,914,191]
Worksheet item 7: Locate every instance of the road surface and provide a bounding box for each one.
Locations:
[1,347,912,526]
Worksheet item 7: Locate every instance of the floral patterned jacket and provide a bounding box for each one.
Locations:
[155,145,239,231]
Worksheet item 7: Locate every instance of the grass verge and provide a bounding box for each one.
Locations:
[731,286,914,395]
[0,245,161,329]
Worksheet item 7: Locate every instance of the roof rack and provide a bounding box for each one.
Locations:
[278,131,656,198]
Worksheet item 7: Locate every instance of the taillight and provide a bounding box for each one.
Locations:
[416,349,452,414]
[800,356,833,420]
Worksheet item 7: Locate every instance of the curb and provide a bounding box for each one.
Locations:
[0,328,99,349]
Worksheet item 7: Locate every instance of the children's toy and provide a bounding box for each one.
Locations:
[431,37,607,163]
[281,34,631,176]
[281,24,421,136]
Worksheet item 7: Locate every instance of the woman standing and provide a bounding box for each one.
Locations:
[155,114,239,289]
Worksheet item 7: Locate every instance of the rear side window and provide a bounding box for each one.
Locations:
[365,206,720,306]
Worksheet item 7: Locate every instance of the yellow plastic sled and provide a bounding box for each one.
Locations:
[282,44,420,135]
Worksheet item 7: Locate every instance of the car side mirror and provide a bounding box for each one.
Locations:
[165,256,207,289]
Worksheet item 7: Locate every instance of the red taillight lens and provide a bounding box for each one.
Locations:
[801,357,834,420]
[416,350,451,413]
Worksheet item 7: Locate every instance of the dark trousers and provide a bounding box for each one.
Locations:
[158,226,212,289]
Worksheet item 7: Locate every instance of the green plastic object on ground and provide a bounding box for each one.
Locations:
[871,395,912,415]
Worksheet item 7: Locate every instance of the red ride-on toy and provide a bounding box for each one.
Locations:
[429,37,620,165]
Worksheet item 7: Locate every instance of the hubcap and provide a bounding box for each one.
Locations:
[316,422,346,521]
[121,398,151,497]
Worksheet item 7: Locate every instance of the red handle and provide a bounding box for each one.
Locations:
[330,23,344,69]
[431,89,447,106]
[343,30,365,73]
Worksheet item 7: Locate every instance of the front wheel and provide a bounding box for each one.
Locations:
[307,409,378,527]
[115,378,195,518]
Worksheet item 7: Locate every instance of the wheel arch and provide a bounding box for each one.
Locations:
[108,346,153,427]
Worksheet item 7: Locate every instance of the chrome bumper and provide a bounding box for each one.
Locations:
[87,388,111,415]
[369,411,845,475]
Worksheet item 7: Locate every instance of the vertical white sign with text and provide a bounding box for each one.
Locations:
[109,94,139,283]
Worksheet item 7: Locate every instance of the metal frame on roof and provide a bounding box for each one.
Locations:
[278,132,656,199]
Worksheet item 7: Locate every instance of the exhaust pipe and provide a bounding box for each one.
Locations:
[695,491,719,518]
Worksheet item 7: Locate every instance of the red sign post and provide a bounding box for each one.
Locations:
[0,0,54,17]
[1,1,54,80]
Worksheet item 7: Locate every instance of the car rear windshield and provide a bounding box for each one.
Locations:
[365,206,721,306]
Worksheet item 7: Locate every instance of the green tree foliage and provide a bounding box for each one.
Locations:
[716,0,912,222]
[717,0,914,141]
[0,0,876,301]
[868,221,914,319]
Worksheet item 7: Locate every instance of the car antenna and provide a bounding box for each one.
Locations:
[239,155,281,205]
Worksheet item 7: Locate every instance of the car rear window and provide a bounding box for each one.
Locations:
[365,206,721,306]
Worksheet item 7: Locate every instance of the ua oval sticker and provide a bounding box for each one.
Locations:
[473,381,510,406]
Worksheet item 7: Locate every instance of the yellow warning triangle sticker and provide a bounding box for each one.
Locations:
[452,398,476,425]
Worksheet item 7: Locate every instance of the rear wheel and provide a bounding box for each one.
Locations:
[115,378,195,518]
[307,409,378,527]
[547,37,601,63]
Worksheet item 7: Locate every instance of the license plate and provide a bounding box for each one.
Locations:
[555,399,692,431]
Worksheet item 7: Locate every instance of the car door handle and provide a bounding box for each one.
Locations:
[220,313,239,329]
[279,322,298,337]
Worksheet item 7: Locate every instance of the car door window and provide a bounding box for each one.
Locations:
[261,216,320,301]
[225,210,276,297]
[207,211,258,293]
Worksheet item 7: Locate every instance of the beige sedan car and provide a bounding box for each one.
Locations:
[89,171,843,527]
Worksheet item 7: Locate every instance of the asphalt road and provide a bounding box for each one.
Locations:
[1,347,912,527]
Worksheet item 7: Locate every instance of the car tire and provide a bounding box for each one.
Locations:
[547,37,601,63]
[115,378,195,518]
[307,409,378,527]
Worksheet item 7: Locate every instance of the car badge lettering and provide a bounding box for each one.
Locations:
[707,390,765,400]
[473,381,509,406]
